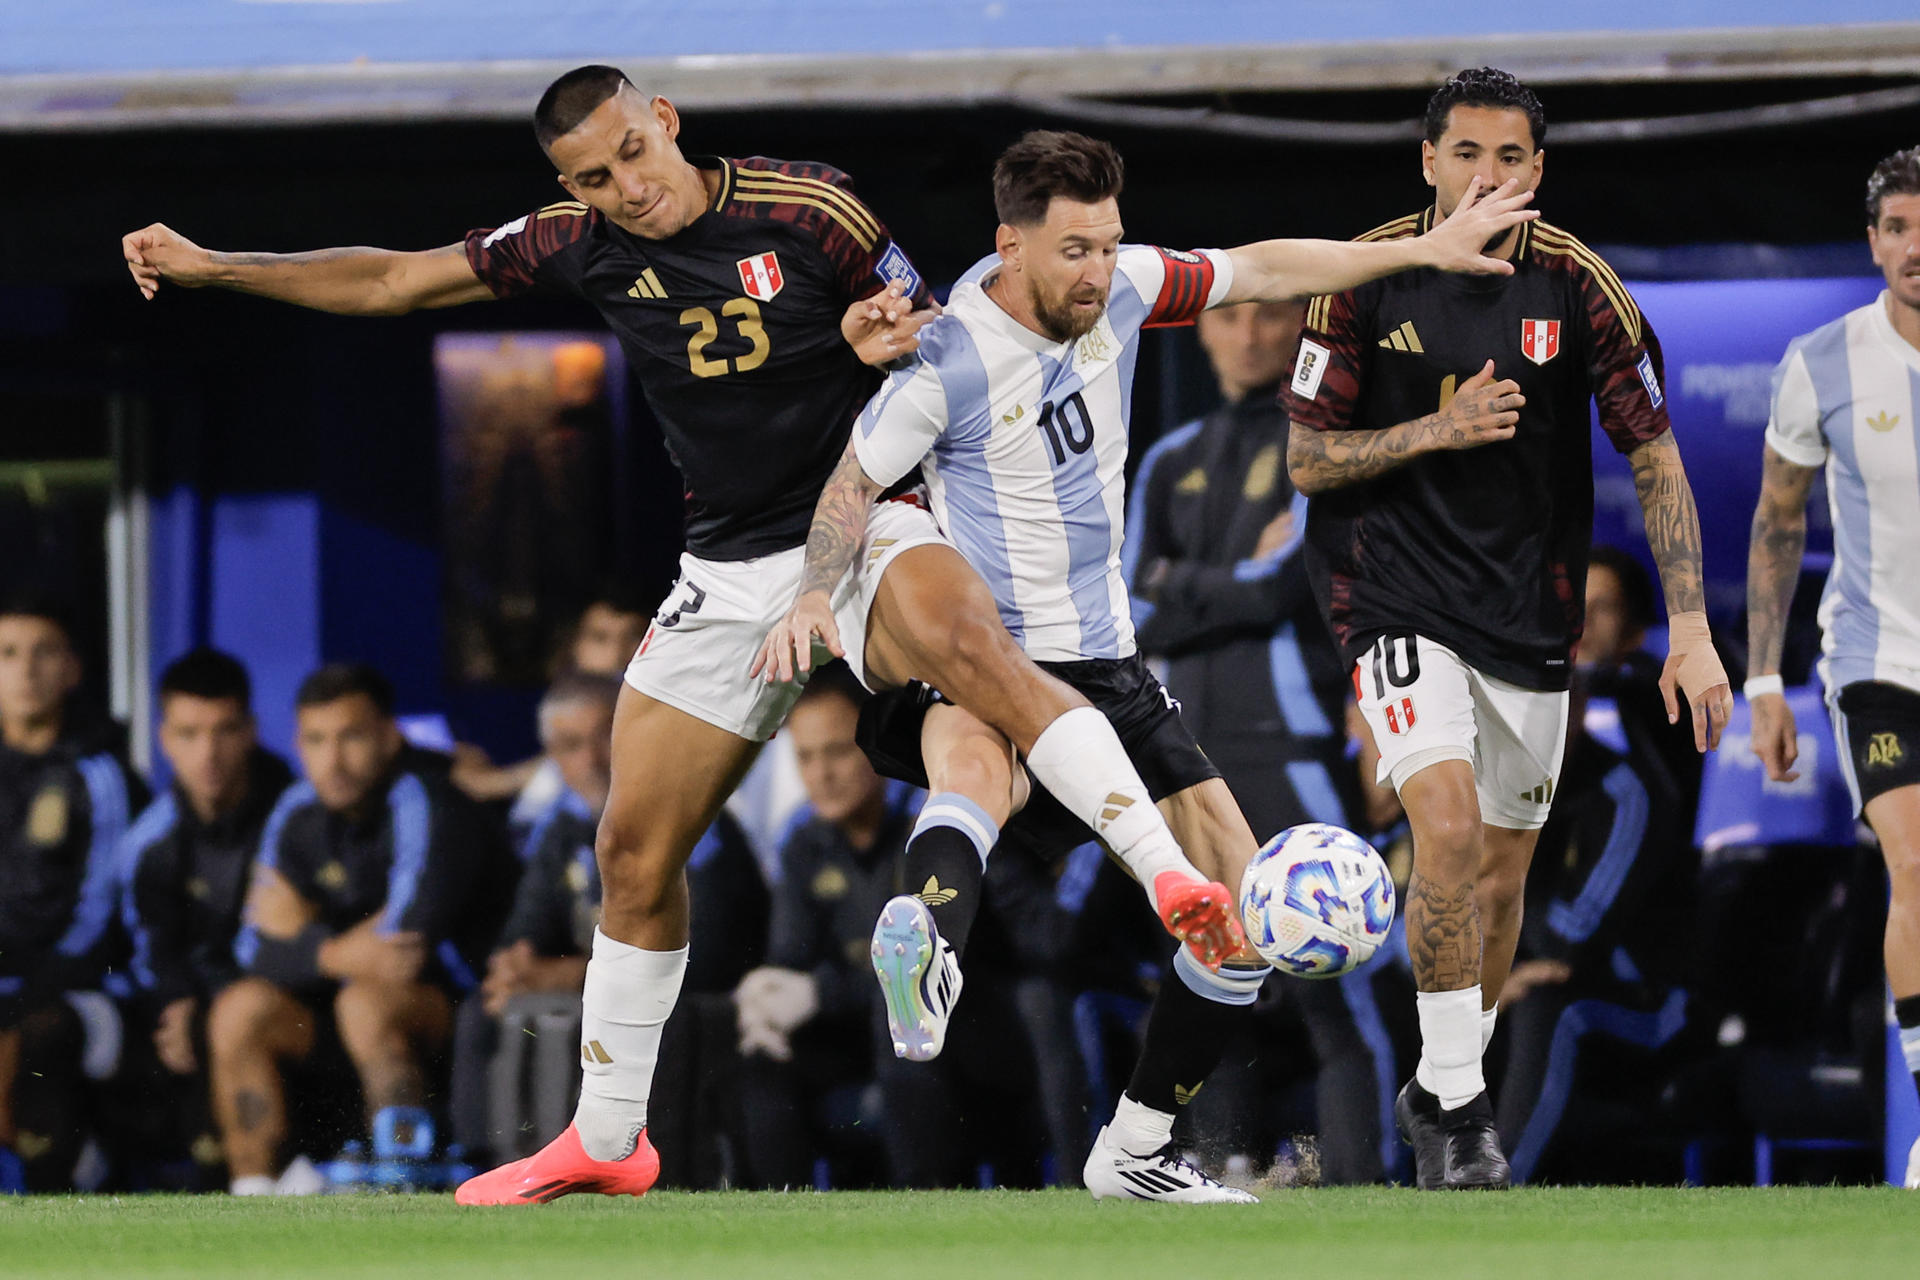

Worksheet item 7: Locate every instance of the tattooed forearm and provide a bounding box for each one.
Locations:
[1628,431,1706,616]
[1745,446,1820,677]
[1405,871,1481,991]
[798,440,884,599]
[1288,373,1520,495]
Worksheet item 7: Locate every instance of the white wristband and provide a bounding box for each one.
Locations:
[1743,674,1784,700]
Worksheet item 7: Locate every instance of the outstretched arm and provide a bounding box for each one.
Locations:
[122,224,493,315]
[1221,177,1536,305]
[1628,429,1732,751]
[751,438,885,683]
[1286,359,1524,495]
[1745,444,1821,780]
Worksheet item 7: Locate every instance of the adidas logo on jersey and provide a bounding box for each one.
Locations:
[867,537,898,566]
[1002,404,1026,424]
[1377,320,1424,353]
[916,876,958,906]
[1867,410,1902,433]
[1519,779,1555,805]
[626,268,668,300]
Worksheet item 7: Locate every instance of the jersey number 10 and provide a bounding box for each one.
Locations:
[1037,392,1095,465]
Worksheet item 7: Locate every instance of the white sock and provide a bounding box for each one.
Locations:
[1025,707,1197,906]
[1414,986,1486,1110]
[1481,1003,1499,1054]
[572,929,688,1161]
[230,1175,276,1196]
[1106,1092,1175,1155]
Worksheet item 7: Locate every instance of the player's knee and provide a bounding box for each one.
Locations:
[1411,809,1481,874]
[1885,837,1920,901]
[928,739,1015,814]
[594,827,682,920]
[207,978,282,1061]
[1477,858,1529,915]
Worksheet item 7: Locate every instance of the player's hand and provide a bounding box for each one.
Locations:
[1659,611,1733,752]
[751,590,842,684]
[153,996,198,1075]
[320,921,426,986]
[1423,175,1539,277]
[842,280,940,366]
[1422,361,1521,452]
[1502,958,1572,1004]
[1748,689,1801,782]
[121,223,218,299]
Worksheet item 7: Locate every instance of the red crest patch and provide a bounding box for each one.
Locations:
[736,252,784,301]
[1520,318,1561,366]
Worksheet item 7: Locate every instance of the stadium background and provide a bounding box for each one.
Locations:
[3,0,1919,1204]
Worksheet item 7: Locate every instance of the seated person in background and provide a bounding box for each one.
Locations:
[0,595,147,1190]
[212,663,516,1194]
[455,672,765,1186]
[454,587,652,830]
[117,649,293,1185]
[734,668,1046,1189]
[1490,671,1690,1184]
[1580,546,1703,815]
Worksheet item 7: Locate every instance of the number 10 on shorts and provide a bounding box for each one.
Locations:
[1366,635,1420,736]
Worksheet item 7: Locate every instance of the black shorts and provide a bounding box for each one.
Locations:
[1835,680,1920,814]
[855,652,1221,861]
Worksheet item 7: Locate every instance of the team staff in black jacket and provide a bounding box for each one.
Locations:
[0,597,146,1190]
[1128,305,1399,1184]
[117,649,293,1181]
[210,664,516,1194]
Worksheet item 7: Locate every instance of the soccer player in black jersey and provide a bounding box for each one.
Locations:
[1282,68,1733,1189]
[122,66,1248,1204]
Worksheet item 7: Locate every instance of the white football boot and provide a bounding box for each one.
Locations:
[1083,1123,1259,1204]
[871,895,963,1061]
[1905,1135,1920,1190]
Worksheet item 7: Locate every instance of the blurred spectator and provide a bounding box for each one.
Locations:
[454,672,765,1186]
[211,663,515,1194]
[115,649,293,1185]
[0,596,146,1190]
[1490,672,1692,1183]
[733,669,1047,1188]
[1127,303,1394,1183]
[1579,546,1703,815]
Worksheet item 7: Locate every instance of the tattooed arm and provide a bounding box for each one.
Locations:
[1630,428,1734,750]
[1745,444,1821,780]
[121,224,491,313]
[751,437,886,683]
[1287,358,1525,496]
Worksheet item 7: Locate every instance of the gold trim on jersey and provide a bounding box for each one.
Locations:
[1355,212,1422,244]
[712,160,735,209]
[731,170,882,248]
[1530,222,1642,345]
[536,200,589,220]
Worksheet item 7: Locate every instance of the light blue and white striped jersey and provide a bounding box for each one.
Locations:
[1766,291,1920,693]
[854,245,1233,662]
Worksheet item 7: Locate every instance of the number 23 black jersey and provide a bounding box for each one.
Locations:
[465,155,932,561]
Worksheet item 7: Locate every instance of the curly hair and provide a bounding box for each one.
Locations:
[1423,67,1546,149]
[1866,146,1920,227]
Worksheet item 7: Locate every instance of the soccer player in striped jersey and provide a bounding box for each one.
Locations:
[757,129,1536,1201]
[1747,146,1920,1189]
[123,68,1253,1205]
[1283,68,1732,1190]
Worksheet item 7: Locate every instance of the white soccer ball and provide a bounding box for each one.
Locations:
[1240,822,1396,978]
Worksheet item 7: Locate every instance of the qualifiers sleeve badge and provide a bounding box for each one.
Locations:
[736,251,785,301]
[875,242,923,296]
[1292,338,1331,400]
[1635,352,1665,409]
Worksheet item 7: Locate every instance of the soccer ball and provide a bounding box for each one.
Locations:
[1240,823,1395,978]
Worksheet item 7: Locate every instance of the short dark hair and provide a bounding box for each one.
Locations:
[159,648,251,710]
[1866,146,1920,226]
[534,65,633,155]
[1424,67,1546,150]
[295,663,395,717]
[0,592,76,646]
[992,130,1125,227]
[1589,546,1656,637]
[793,661,866,712]
[584,582,649,620]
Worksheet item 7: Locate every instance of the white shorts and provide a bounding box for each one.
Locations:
[1354,634,1569,830]
[623,497,948,742]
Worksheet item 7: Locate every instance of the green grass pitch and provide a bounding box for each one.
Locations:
[0,1187,1909,1279]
